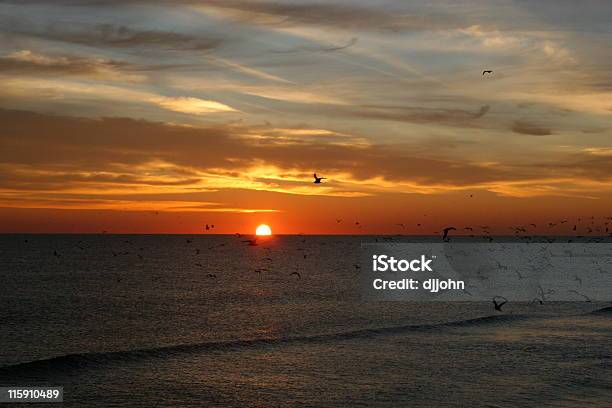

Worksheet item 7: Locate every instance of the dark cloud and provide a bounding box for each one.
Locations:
[1,109,610,207]
[0,51,196,77]
[294,104,492,127]
[271,37,358,54]
[532,152,612,181]
[0,1,464,32]
[0,52,129,76]
[511,120,553,136]
[0,108,521,190]
[2,21,223,51]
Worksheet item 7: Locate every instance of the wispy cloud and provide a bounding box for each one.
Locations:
[511,120,553,136]
[152,96,237,114]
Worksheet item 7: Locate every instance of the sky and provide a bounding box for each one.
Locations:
[0,0,611,234]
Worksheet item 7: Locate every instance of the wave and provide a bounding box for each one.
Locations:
[589,305,612,316]
[0,314,534,377]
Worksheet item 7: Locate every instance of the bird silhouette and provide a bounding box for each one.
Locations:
[290,271,301,279]
[442,227,456,241]
[482,70,493,75]
[313,173,326,184]
[493,296,507,311]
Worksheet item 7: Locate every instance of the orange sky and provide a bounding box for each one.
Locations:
[0,1,611,234]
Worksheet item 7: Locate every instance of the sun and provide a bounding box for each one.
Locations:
[255,224,272,236]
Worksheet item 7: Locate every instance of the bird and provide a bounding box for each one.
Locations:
[482,70,493,75]
[313,173,326,184]
[493,296,507,311]
[205,224,210,231]
[290,271,301,279]
[442,227,456,241]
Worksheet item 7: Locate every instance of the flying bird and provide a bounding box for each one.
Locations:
[442,227,456,241]
[482,70,493,75]
[290,271,301,279]
[313,173,326,184]
[493,296,507,311]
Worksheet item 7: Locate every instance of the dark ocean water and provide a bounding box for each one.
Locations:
[0,235,611,407]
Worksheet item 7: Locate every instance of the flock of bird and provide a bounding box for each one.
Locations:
[43,149,612,313]
[42,213,612,313]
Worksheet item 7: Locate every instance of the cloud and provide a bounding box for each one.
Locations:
[3,21,223,51]
[511,120,553,136]
[0,77,237,116]
[206,56,293,84]
[151,96,237,114]
[306,104,492,127]
[0,50,131,78]
[0,108,513,189]
[1,108,612,215]
[0,1,464,31]
[582,147,612,157]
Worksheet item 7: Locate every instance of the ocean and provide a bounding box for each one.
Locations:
[1,235,611,407]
